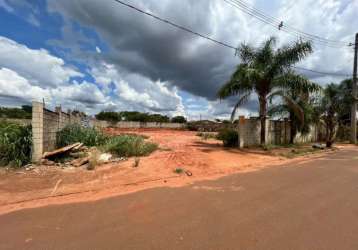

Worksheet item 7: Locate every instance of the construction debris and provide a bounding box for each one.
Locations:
[99,153,112,163]
[39,142,128,171]
[42,143,81,159]
[312,143,325,150]
[70,157,90,167]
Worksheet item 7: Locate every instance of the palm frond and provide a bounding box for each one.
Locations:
[231,92,252,121]
[273,72,321,94]
[239,43,256,63]
[255,37,276,66]
[268,40,313,77]
[268,90,304,125]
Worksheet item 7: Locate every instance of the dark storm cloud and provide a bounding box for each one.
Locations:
[48,0,239,100]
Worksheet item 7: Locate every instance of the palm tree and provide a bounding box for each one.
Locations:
[316,83,342,147]
[218,37,316,144]
[268,78,321,144]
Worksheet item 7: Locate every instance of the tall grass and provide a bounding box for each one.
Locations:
[56,124,108,147]
[103,134,158,157]
[0,122,32,167]
[57,124,158,157]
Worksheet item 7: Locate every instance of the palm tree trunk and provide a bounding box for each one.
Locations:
[259,96,267,145]
[289,111,296,144]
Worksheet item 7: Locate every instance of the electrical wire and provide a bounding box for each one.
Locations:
[225,0,352,49]
[111,0,352,77]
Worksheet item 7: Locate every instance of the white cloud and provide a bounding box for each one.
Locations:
[95,46,101,53]
[91,62,185,116]
[0,36,83,88]
[0,0,13,12]
[0,68,50,102]
[27,13,40,27]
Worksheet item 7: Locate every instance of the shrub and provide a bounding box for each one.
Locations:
[217,128,239,147]
[174,168,184,174]
[171,116,187,123]
[56,124,108,148]
[0,122,32,167]
[196,132,217,140]
[103,135,158,157]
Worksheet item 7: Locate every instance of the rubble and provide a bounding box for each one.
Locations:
[43,143,81,159]
[70,157,90,167]
[99,153,112,163]
[38,142,127,171]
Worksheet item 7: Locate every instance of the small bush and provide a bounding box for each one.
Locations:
[174,168,184,174]
[0,122,32,167]
[103,135,158,157]
[217,128,239,147]
[57,124,108,147]
[196,132,217,140]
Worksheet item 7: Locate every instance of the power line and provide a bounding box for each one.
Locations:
[225,0,352,49]
[226,0,350,47]
[112,0,236,50]
[292,66,351,77]
[111,0,351,78]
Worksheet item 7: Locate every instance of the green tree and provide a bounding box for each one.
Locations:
[95,111,121,122]
[171,116,187,123]
[218,37,315,144]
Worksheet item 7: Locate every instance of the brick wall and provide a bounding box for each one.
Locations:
[32,102,81,162]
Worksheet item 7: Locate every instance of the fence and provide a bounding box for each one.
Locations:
[31,101,186,162]
[31,102,81,162]
[90,120,186,129]
[238,116,322,148]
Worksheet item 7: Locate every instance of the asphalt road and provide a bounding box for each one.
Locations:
[1,147,358,250]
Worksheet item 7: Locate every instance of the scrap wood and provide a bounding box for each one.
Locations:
[51,179,62,195]
[42,143,81,159]
[72,143,84,151]
[71,157,90,167]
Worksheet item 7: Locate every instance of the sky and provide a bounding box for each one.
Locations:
[0,0,357,120]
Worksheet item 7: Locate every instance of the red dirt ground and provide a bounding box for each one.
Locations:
[0,129,332,215]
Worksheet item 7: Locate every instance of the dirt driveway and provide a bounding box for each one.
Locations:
[0,129,325,214]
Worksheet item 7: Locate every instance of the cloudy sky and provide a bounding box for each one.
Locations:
[0,0,356,119]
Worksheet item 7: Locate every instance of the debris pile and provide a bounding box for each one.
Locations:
[41,143,127,170]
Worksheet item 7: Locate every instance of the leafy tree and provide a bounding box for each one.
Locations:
[95,111,170,123]
[171,116,187,123]
[0,106,32,119]
[95,111,121,122]
[218,37,315,144]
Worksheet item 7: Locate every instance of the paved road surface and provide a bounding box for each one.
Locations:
[1,147,358,250]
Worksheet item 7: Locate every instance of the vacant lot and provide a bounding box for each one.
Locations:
[0,129,330,214]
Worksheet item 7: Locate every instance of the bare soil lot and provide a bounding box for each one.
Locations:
[0,129,334,214]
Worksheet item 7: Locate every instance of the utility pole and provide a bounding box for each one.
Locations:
[351,33,358,144]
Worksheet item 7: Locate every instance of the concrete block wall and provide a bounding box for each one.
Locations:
[238,116,318,148]
[90,119,186,129]
[32,102,81,162]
